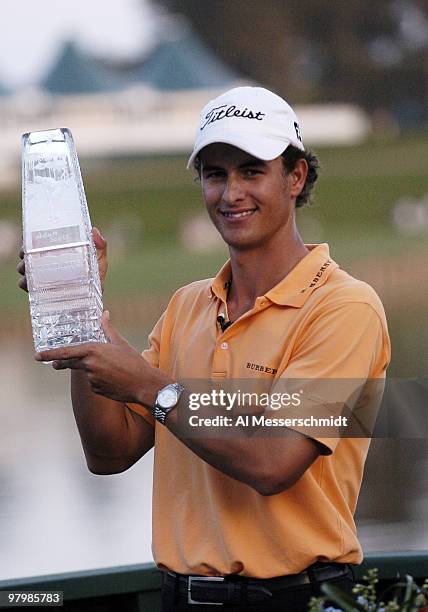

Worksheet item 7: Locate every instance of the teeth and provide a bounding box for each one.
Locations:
[223,210,255,218]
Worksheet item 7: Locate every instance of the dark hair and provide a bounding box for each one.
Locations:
[193,145,320,208]
[281,146,320,208]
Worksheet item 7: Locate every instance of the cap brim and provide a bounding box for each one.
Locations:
[186,134,298,169]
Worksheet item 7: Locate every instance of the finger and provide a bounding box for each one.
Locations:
[101,310,126,345]
[18,277,28,292]
[92,227,107,251]
[19,246,24,259]
[52,358,86,370]
[35,344,94,362]
[17,259,25,275]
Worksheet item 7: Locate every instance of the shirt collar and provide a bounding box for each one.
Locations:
[211,260,233,302]
[210,244,338,307]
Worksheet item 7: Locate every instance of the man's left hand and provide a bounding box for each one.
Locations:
[35,311,169,406]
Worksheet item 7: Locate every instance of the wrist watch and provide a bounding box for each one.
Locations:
[154,382,185,424]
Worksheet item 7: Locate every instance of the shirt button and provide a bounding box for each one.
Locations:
[221,342,229,350]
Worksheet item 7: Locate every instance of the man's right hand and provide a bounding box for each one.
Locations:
[17,246,27,292]
[17,226,108,294]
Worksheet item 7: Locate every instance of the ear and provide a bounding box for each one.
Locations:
[288,158,308,199]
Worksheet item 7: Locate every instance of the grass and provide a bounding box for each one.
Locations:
[2,131,427,312]
[107,245,228,298]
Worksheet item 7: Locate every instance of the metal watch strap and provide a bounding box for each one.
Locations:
[153,405,168,424]
[154,382,184,424]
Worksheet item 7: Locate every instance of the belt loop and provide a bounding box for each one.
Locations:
[306,564,319,595]
[241,580,247,603]
[172,572,180,604]
[228,580,239,604]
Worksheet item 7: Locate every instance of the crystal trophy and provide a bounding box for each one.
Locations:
[22,128,106,352]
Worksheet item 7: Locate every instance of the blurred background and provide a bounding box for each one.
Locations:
[0,0,427,581]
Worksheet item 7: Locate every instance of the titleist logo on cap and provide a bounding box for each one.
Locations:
[201,104,266,131]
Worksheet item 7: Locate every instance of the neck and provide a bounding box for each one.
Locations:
[227,222,309,314]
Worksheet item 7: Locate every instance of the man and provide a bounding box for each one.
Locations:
[18,87,390,611]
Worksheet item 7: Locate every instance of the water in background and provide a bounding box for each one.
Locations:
[0,341,153,580]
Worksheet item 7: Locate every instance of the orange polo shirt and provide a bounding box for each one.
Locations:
[127,243,390,578]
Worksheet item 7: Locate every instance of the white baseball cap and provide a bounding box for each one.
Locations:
[187,86,304,169]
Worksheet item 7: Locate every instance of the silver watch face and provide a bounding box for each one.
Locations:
[158,387,178,409]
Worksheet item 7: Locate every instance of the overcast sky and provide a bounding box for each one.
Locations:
[1,0,156,87]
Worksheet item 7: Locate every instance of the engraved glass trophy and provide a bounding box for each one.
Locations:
[22,128,106,352]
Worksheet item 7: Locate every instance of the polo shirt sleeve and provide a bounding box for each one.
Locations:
[270,300,390,454]
[125,312,166,426]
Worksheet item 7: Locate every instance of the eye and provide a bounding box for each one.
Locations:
[243,168,261,177]
[204,170,226,180]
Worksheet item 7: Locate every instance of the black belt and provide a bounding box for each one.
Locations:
[164,562,351,605]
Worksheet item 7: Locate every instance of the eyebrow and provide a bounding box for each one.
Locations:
[239,158,267,169]
[202,158,267,173]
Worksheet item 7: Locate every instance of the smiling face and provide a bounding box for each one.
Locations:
[199,143,306,253]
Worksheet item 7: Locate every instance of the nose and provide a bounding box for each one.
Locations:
[222,174,245,204]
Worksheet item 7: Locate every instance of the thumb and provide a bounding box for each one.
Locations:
[101,310,126,345]
[92,227,107,252]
